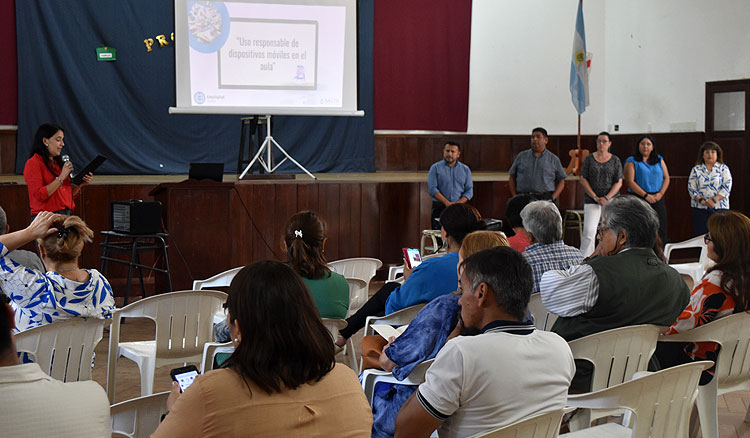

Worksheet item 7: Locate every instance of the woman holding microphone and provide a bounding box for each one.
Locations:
[23,123,93,219]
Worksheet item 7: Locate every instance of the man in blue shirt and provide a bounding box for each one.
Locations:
[509,127,567,202]
[428,142,473,229]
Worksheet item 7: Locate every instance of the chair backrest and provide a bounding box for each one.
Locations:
[200,341,234,373]
[527,293,557,331]
[661,311,750,392]
[110,290,226,364]
[478,409,565,438]
[568,324,661,391]
[321,318,347,342]
[192,266,243,290]
[361,359,434,404]
[363,303,427,337]
[14,317,105,382]
[110,391,169,438]
[664,235,706,265]
[328,257,382,281]
[567,361,712,437]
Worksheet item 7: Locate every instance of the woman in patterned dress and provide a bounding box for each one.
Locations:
[687,141,732,236]
[0,211,115,332]
[656,210,750,382]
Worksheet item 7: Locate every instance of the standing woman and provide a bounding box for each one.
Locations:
[579,132,623,257]
[624,135,670,243]
[687,141,732,236]
[23,123,93,218]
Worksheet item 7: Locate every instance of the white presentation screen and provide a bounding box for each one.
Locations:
[171,0,361,116]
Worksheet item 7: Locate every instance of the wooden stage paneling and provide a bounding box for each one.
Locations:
[0,173,695,297]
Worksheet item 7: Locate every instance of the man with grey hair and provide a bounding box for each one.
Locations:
[520,200,583,293]
[0,206,44,271]
[395,247,574,438]
[540,195,688,343]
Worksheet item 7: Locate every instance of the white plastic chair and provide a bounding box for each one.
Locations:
[322,318,358,370]
[475,409,565,438]
[192,266,243,290]
[345,277,368,317]
[527,293,558,331]
[200,341,234,373]
[14,317,105,382]
[110,391,169,438]
[328,258,382,313]
[106,290,227,401]
[561,361,712,437]
[361,358,434,405]
[664,235,713,287]
[566,324,662,430]
[658,311,750,438]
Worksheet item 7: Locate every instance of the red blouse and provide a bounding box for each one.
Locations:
[23,153,75,214]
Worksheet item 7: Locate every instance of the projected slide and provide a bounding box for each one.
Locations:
[181,1,347,110]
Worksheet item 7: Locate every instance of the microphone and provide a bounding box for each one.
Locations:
[61,154,70,163]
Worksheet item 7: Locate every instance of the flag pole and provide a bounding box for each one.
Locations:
[576,114,582,174]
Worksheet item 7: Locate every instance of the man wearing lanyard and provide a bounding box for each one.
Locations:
[509,127,567,202]
[427,142,473,229]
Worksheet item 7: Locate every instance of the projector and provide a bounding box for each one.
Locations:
[110,200,163,234]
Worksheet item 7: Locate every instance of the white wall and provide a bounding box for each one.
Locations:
[467,0,750,135]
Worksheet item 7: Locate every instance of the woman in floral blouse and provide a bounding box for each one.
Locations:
[687,141,732,235]
[656,211,750,383]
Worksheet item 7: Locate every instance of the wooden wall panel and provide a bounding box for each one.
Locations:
[0,129,16,175]
[360,183,380,259]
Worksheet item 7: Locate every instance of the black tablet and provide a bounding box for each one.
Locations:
[71,155,107,185]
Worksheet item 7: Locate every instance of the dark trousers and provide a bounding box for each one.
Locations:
[431,201,445,230]
[340,281,401,339]
[30,208,72,222]
[648,197,668,244]
[691,207,727,237]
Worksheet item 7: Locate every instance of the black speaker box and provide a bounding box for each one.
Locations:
[110,200,163,234]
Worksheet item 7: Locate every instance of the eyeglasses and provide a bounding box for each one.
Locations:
[596,226,612,239]
[704,233,713,244]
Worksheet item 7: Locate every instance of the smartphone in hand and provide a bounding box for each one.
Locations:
[170,365,200,393]
[402,248,422,270]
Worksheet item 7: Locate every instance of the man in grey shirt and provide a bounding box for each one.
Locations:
[0,206,45,272]
[509,127,567,202]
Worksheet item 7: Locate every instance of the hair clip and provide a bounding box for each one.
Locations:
[294,230,303,238]
[57,227,71,239]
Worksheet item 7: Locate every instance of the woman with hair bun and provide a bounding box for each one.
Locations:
[0,212,115,331]
[283,210,349,319]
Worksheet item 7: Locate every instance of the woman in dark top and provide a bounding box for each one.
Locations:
[579,131,623,256]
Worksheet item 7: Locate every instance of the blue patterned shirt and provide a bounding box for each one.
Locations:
[523,241,584,293]
[688,163,732,210]
[0,242,116,332]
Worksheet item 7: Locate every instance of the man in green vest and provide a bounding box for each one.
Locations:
[538,195,689,390]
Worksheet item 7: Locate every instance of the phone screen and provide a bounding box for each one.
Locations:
[174,369,199,393]
[405,248,422,269]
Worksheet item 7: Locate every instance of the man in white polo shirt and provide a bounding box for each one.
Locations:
[395,246,575,438]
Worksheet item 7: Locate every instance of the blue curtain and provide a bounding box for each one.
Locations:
[15,0,374,175]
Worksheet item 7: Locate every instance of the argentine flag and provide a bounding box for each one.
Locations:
[570,0,589,114]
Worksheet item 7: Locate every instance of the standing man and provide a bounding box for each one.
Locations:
[428,142,473,229]
[509,127,567,202]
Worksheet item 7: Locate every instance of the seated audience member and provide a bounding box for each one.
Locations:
[540,195,688,390]
[0,212,115,332]
[0,206,44,271]
[394,247,575,438]
[504,194,536,252]
[336,204,485,346]
[656,210,750,383]
[283,210,349,319]
[364,230,509,438]
[0,290,111,437]
[520,200,583,293]
[153,261,372,437]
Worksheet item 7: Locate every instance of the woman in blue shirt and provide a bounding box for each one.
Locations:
[624,135,671,243]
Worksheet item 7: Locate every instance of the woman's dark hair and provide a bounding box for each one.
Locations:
[283,210,330,279]
[598,131,612,142]
[29,123,65,176]
[696,141,724,166]
[632,135,660,165]
[505,194,537,229]
[439,203,485,246]
[38,214,93,263]
[224,261,335,393]
[706,211,750,313]
[0,291,11,354]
